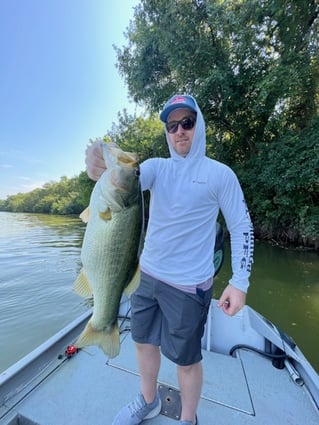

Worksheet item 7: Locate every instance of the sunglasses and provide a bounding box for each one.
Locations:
[166,116,196,134]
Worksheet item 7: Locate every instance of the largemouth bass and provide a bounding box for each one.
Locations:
[73,141,143,358]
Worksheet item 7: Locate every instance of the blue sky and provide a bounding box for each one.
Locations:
[0,0,140,199]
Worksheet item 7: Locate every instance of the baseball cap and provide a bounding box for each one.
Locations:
[160,94,197,122]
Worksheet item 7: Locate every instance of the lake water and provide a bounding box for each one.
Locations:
[0,211,318,373]
[0,212,88,372]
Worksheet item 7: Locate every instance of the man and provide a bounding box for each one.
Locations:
[85,94,254,425]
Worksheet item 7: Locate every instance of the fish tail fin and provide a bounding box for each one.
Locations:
[73,269,93,298]
[76,320,120,358]
[124,265,141,297]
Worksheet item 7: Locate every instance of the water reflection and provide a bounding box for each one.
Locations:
[215,239,319,372]
[0,212,88,372]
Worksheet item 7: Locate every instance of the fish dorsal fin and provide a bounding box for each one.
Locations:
[73,269,93,298]
[99,208,112,221]
[124,265,141,297]
[80,207,90,223]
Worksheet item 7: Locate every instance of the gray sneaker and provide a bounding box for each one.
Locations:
[112,392,161,425]
[180,416,199,425]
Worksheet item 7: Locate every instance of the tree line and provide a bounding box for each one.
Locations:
[1,0,318,249]
[0,173,94,216]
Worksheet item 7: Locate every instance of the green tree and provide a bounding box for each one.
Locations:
[114,0,319,246]
[0,174,91,216]
[77,171,95,208]
[116,0,318,162]
[106,110,168,161]
[239,116,319,246]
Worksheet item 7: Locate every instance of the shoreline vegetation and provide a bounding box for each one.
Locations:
[0,164,317,251]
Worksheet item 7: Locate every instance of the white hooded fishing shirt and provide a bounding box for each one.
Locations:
[139,97,254,293]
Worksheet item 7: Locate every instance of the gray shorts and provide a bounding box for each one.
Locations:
[131,272,212,366]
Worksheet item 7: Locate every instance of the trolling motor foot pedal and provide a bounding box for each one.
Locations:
[158,384,181,420]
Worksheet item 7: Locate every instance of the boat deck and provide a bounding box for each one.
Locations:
[1,323,318,425]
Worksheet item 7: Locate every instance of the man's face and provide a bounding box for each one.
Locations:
[166,108,196,157]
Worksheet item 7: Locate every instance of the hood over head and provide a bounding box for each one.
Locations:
[160,94,206,161]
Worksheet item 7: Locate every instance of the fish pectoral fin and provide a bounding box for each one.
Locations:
[73,269,93,298]
[80,207,90,223]
[99,208,112,221]
[76,320,120,358]
[124,265,141,297]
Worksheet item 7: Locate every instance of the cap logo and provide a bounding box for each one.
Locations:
[170,96,187,105]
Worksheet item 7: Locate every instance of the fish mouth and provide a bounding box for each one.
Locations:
[117,152,139,167]
[108,144,139,167]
